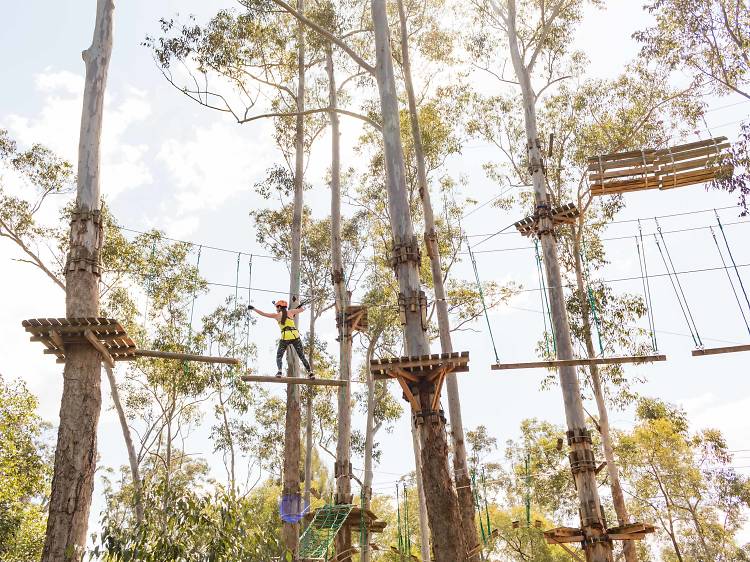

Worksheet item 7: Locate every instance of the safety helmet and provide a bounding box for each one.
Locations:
[275,300,288,308]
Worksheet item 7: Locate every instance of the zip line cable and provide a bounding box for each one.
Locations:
[115,205,743,265]
[654,223,703,348]
[710,227,750,336]
[636,223,658,351]
[715,211,750,322]
[467,238,501,363]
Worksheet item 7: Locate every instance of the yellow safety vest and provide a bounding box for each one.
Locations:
[278,317,300,341]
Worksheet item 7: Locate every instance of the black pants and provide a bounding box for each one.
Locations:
[276,338,311,372]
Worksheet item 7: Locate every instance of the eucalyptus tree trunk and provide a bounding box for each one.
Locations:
[410,423,432,562]
[504,1,612,560]
[395,1,477,557]
[572,229,636,562]
[370,4,466,559]
[327,42,355,562]
[361,330,382,562]
[104,365,144,524]
[42,2,113,560]
[281,0,305,555]
[304,301,315,508]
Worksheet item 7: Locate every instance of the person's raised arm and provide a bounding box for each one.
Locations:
[248,305,278,319]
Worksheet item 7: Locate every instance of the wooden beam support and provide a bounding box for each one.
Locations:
[240,374,348,387]
[397,377,420,412]
[431,371,446,412]
[692,344,750,356]
[492,354,667,371]
[390,366,420,382]
[134,349,241,365]
[84,329,115,368]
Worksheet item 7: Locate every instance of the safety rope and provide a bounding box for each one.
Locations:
[233,252,240,348]
[654,223,703,348]
[716,211,750,329]
[534,239,556,355]
[471,470,488,545]
[579,237,605,356]
[636,223,658,351]
[403,484,411,555]
[396,485,403,556]
[184,245,202,377]
[481,467,492,539]
[245,255,253,370]
[467,238,501,363]
[710,227,750,335]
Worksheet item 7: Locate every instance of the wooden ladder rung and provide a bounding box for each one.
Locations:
[692,344,750,356]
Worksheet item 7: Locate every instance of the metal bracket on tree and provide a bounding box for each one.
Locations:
[389,235,421,273]
[65,207,104,276]
[397,290,428,329]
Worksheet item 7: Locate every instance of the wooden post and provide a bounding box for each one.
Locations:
[573,231,636,562]
[281,0,305,556]
[504,1,613,560]
[42,1,114,560]
[395,0,478,557]
[370,2,466,560]
[304,301,315,509]
[327,42,355,562]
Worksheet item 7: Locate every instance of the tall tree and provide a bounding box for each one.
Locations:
[479,1,613,560]
[42,1,114,559]
[395,0,478,555]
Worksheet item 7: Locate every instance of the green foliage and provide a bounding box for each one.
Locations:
[94,479,283,561]
[0,375,52,562]
[635,0,750,99]
[713,121,750,214]
[618,398,750,561]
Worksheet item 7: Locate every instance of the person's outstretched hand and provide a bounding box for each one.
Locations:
[247,304,255,311]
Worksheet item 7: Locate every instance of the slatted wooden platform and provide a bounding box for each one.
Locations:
[543,522,655,545]
[23,317,242,367]
[336,305,368,333]
[22,318,136,366]
[370,351,470,380]
[370,351,469,413]
[241,374,349,387]
[692,344,750,356]
[491,354,667,370]
[588,137,731,196]
[514,203,580,237]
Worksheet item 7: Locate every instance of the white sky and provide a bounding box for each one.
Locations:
[1,0,749,551]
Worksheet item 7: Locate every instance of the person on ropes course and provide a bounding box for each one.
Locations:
[248,297,314,379]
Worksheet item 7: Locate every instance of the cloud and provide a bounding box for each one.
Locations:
[157,120,275,214]
[2,69,153,200]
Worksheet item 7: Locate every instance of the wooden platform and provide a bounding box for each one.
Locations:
[23,318,136,366]
[692,344,750,356]
[514,203,580,237]
[303,505,387,534]
[491,354,667,370]
[241,374,349,387]
[544,522,655,545]
[588,137,731,196]
[23,317,241,367]
[370,352,469,413]
[336,305,368,333]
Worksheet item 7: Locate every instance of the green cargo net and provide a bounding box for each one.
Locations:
[298,504,354,560]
